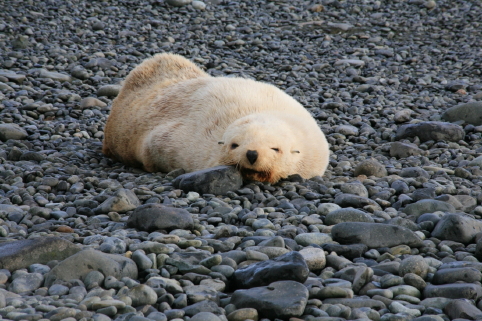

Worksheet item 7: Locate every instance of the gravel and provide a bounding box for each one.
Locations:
[1,0,482,320]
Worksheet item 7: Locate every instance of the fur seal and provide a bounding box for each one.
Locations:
[103,53,330,183]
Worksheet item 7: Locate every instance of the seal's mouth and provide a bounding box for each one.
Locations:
[240,167,273,183]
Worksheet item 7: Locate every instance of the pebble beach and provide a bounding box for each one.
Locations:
[1,0,482,321]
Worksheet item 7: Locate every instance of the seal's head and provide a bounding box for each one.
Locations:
[218,114,302,184]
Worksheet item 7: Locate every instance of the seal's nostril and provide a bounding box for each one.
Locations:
[246,150,258,165]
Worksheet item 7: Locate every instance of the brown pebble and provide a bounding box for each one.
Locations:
[56,225,74,233]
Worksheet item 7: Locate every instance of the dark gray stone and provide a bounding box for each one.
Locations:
[396,121,465,142]
[321,243,367,259]
[0,237,80,271]
[0,123,28,141]
[331,222,423,249]
[172,165,243,195]
[424,284,482,300]
[390,141,425,158]
[231,281,308,319]
[182,300,224,317]
[126,204,194,232]
[443,299,482,320]
[334,194,381,210]
[432,267,482,285]
[403,199,456,219]
[322,298,386,310]
[431,214,482,244]
[233,251,309,288]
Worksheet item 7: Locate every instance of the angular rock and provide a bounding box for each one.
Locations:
[325,208,374,225]
[331,222,423,249]
[0,237,80,271]
[402,199,455,219]
[44,249,138,287]
[442,101,482,125]
[395,121,464,142]
[431,214,482,244]
[127,204,194,232]
[231,281,308,319]
[233,251,309,288]
[424,284,482,300]
[95,188,141,214]
[0,123,28,141]
[172,166,243,195]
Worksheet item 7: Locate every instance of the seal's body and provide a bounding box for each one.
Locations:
[103,53,330,183]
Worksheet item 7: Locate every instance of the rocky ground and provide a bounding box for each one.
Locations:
[1,0,482,320]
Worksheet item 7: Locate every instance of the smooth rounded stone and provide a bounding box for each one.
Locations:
[335,124,359,136]
[172,166,243,195]
[403,273,427,291]
[132,250,153,270]
[353,159,387,177]
[245,250,269,261]
[28,263,51,275]
[199,279,225,292]
[44,249,138,287]
[182,300,224,317]
[166,0,192,6]
[146,312,167,321]
[380,275,404,289]
[190,312,222,321]
[48,284,69,296]
[331,222,423,249]
[389,285,421,298]
[231,280,308,319]
[95,188,141,214]
[84,271,105,289]
[316,286,354,299]
[99,237,127,254]
[191,1,206,10]
[393,109,413,123]
[325,208,374,225]
[39,69,72,82]
[233,251,309,288]
[299,248,326,271]
[210,265,234,278]
[317,203,342,215]
[252,218,275,230]
[243,246,290,259]
[432,267,482,285]
[389,301,421,317]
[442,101,482,125]
[92,299,126,310]
[443,299,482,320]
[80,97,107,109]
[323,298,386,310]
[424,283,482,300]
[367,289,394,299]
[469,155,482,167]
[126,204,194,232]
[128,284,158,306]
[199,255,222,268]
[432,214,482,244]
[258,236,285,248]
[399,255,429,279]
[396,121,464,142]
[322,243,367,260]
[402,199,455,218]
[340,183,369,197]
[295,233,333,246]
[334,193,381,210]
[227,308,258,321]
[0,123,28,141]
[390,141,424,158]
[130,241,171,254]
[8,272,44,293]
[97,84,121,97]
[184,284,219,303]
[93,314,113,321]
[0,237,80,271]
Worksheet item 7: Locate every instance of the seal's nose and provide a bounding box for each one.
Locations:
[246,150,258,165]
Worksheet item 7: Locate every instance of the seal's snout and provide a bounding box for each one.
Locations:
[246,150,258,165]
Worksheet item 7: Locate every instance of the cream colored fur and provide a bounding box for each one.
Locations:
[103,53,330,183]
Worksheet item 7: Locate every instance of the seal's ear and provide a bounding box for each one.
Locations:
[218,141,225,145]
[291,150,300,154]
